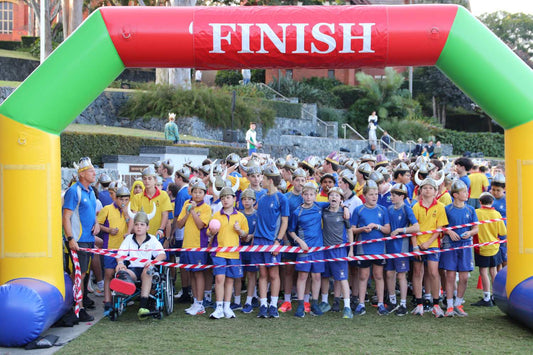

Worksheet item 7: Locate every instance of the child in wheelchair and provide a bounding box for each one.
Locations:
[112,208,166,319]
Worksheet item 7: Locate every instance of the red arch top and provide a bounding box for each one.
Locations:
[100,5,458,69]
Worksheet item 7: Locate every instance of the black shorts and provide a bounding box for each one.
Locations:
[77,242,95,274]
[475,253,498,268]
[357,259,386,268]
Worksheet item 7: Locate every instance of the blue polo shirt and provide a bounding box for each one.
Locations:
[289,203,324,247]
[98,189,113,207]
[63,181,97,243]
[351,204,390,255]
[443,204,477,247]
[255,191,289,241]
[387,203,418,253]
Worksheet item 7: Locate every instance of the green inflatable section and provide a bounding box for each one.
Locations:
[436,6,533,130]
[0,11,124,135]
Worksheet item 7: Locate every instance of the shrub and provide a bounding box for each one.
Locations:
[208,145,248,160]
[0,40,20,50]
[331,85,364,109]
[435,130,504,157]
[379,118,443,142]
[301,77,342,91]
[266,100,302,119]
[215,70,242,86]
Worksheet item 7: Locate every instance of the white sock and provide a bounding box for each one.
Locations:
[454,297,464,307]
[400,299,406,307]
[246,296,253,305]
[424,293,431,300]
[97,280,104,289]
[322,293,329,303]
[483,292,491,302]
[234,295,241,305]
[223,301,230,310]
[193,297,197,304]
[216,301,223,309]
[447,298,454,309]
[284,293,291,302]
[343,298,350,308]
[253,287,258,298]
[196,299,203,305]
[304,294,310,303]
[389,294,397,304]
[260,298,268,307]
[270,296,279,307]
[204,290,212,302]
[377,302,384,307]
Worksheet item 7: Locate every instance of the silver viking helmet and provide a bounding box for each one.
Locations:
[391,183,408,196]
[128,202,157,225]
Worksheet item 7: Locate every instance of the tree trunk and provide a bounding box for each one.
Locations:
[441,104,446,128]
[487,116,493,132]
[432,96,437,119]
[69,0,83,36]
[61,0,69,37]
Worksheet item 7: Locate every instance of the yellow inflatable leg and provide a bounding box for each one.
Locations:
[0,114,64,297]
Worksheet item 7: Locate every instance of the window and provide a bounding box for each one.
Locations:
[285,69,293,79]
[0,2,14,34]
[327,69,335,79]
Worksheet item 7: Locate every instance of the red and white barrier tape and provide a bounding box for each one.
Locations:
[70,249,83,318]
[81,239,506,270]
[83,217,506,255]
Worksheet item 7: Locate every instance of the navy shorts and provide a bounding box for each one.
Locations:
[181,251,208,272]
[241,251,258,272]
[129,266,145,280]
[77,242,94,274]
[439,246,474,272]
[250,237,281,267]
[498,240,507,263]
[295,251,325,274]
[385,257,410,273]
[475,253,498,268]
[357,259,386,268]
[212,256,244,278]
[412,247,440,263]
[104,255,118,270]
[322,248,348,281]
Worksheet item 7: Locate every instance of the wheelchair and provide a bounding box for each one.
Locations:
[108,265,174,321]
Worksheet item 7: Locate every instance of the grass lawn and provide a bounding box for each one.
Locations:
[0,48,38,61]
[64,123,217,143]
[57,269,532,354]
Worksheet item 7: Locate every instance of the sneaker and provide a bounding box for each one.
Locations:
[377,304,389,316]
[242,303,253,314]
[471,298,494,307]
[93,285,104,297]
[174,289,183,299]
[184,303,195,313]
[294,303,305,318]
[137,307,150,320]
[78,308,94,322]
[257,305,268,318]
[411,305,424,316]
[278,301,292,313]
[331,298,341,312]
[423,299,432,313]
[177,293,192,304]
[83,296,95,309]
[445,307,456,317]
[210,307,225,319]
[224,308,236,319]
[371,295,378,307]
[432,305,444,318]
[350,296,359,311]
[395,305,408,316]
[87,278,95,293]
[251,297,260,308]
[203,299,215,309]
[103,302,113,317]
[454,305,468,317]
[304,302,311,313]
[268,305,279,318]
[230,302,242,311]
[385,302,398,313]
[318,301,331,313]
[343,307,353,319]
[310,302,323,316]
[186,303,206,316]
[354,304,366,316]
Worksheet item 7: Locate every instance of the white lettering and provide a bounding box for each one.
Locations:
[209,23,236,54]
[339,23,375,53]
[256,23,290,54]
[237,23,254,53]
[311,23,336,54]
[293,23,309,54]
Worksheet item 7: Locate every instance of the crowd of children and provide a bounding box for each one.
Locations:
[70,150,507,321]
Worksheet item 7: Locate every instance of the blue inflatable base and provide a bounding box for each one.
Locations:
[0,275,73,347]
[494,267,533,329]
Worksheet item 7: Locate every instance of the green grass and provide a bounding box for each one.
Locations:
[64,123,217,142]
[0,48,38,60]
[0,80,20,87]
[57,269,533,354]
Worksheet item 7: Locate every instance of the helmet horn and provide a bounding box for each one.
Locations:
[414,170,423,186]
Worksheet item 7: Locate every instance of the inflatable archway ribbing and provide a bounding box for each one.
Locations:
[0,4,532,346]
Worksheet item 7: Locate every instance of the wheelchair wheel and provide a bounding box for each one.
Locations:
[164,267,174,315]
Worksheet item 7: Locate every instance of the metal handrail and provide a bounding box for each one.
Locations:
[376,124,398,144]
[257,82,335,137]
[341,123,366,141]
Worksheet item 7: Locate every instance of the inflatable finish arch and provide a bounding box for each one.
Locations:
[1,5,532,345]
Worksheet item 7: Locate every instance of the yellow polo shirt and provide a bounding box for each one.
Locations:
[412,199,448,248]
[475,207,506,256]
[212,208,249,259]
[437,191,453,206]
[130,188,173,235]
[178,201,212,248]
[97,203,129,249]
[469,173,489,199]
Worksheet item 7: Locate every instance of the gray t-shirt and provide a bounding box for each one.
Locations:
[322,208,350,246]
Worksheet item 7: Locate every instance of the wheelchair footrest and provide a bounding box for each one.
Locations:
[110,278,136,296]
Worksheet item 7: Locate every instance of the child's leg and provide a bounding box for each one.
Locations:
[268,266,280,301]
[204,269,213,302]
[456,271,468,299]
[233,277,242,304]
[340,280,350,300]
[304,275,311,302]
[321,277,330,303]
[283,264,295,302]
[397,272,408,304]
[349,264,359,297]
[372,265,385,304]
[215,274,225,303]
[333,280,341,298]
[386,270,397,302]
[445,270,456,304]
[426,260,441,301]
[194,271,205,302]
[224,277,234,303]
[140,268,152,298]
[358,267,370,304]
[489,266,497,286]
[246,271,257,303]
[104,268,114,303]
[412,261,424,300]
[296,271,309,300]
[311,272,321,301]
[480,267,490,293]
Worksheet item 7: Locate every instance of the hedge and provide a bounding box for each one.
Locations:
[436,130,504,158]
[60,131,247,167]
[0,40,20,50]
[267,100,301,119]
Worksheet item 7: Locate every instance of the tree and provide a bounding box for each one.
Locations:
[478,11,533,66]
[24,0,61,59]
